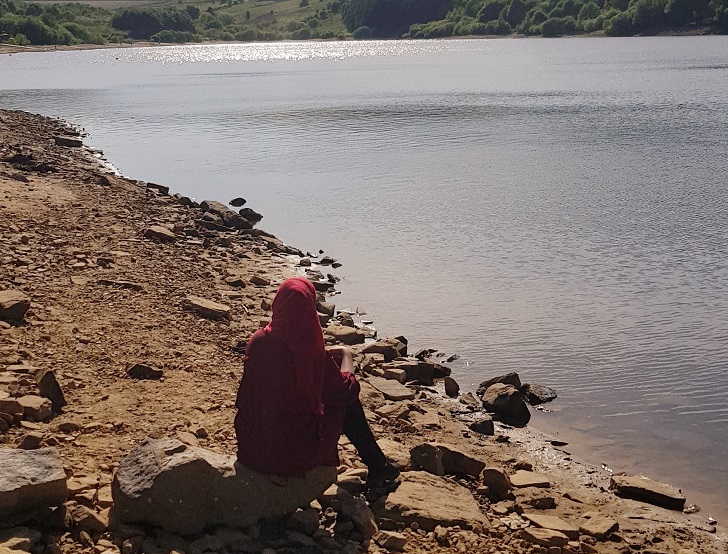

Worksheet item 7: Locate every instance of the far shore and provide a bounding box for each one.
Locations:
[0,27,717,56]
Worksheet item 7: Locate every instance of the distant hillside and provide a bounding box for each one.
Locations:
[0,0,725,46]
[340,0,726,37]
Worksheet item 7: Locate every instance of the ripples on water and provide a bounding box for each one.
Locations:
[1,37,727,518]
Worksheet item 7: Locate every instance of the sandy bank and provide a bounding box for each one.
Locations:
[1,109,726,553]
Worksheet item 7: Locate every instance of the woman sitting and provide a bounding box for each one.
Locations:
[234,276,399,485]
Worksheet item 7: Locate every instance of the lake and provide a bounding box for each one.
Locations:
[1,36,727,522]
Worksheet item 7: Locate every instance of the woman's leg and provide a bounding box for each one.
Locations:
[342,398,388,474]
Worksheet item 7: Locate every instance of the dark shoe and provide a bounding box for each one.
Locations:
[367,461,401,484]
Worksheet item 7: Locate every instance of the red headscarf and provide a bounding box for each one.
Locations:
[264,277,325,417]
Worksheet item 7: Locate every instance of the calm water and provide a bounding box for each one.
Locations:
[2,37,727,522]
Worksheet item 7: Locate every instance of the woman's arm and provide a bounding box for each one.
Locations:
[326,346,354,374]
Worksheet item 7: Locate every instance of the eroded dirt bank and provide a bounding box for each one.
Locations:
[1,109,726,554]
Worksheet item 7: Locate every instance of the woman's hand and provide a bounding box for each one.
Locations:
[326,346,354,373]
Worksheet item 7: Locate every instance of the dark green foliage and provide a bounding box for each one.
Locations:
[665,0,709,23]
[603,9,633,32]
[111,9,162,38]
[630,0,667,31]
[341,0,452,36]
[477,0,507,21]
[505,0,527,24]
[185,5,201,19]
[150,28,194,41]
[351,23,370,36]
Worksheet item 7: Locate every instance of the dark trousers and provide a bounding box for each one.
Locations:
[342,399,387,472]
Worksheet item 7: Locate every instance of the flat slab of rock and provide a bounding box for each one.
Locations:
[0,447,68,520]
[17,395,52,421]
[377,439,413,471]
[610,475,686,511]
[112,437,336,535]
[0,290,31,323]
[378,471,486,531]
[520,527,569,548]
[184,296,231,321]
[579,512,619,540]
[523,513,579,540]
[510,470,551,488]
[325,325,366,345]
[410,443,485,478]
[144,226,176,242]
[364,376,415,402]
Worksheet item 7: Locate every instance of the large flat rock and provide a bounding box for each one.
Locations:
[378,471,486,531]
[0,447,68,521]
[112,437,336,534]
[522,513,579,540]
[610,475,686,511]
[364,376,415,402]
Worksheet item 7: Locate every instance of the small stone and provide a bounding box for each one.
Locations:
[373,530,407,551]
[229,197,246,207]
[57,421,81,434]
[434,525,449,546]
[175,431,199,447]
[17,395,52,421]
[185,296,231,320]
[35,369,67,412]
[521,383,557,405]
[17,431,44,450]
[127,364,163,380]
[250,275,270,287]
[143,226,176,242]
[520,527,569,548]
[523,513,579,540]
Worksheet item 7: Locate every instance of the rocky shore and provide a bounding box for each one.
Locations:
[1,109,725,554]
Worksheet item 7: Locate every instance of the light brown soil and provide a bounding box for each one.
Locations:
[1,109,726,554]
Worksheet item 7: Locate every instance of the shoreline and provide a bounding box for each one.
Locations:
[1,108,726,553]
[0,29,718,56]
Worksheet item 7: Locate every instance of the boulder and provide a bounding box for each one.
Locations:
[476,373,522,398]
[378,471,486,531]
[324,325,366,346]
[609,475,686,511]
[364,377,415,402]
[336,487,377,540]
[34,369,66,412]
[377,439,412,472]
[382,368,407,384]
[444,377,459,398]
[238,207,263,224]
[410,443,485,478]
[0,291,31,323]
[521,383,557,405]
[359,338,407,362]
[481,383,530,427]
[482,467,512,500]
[146,183,169,195]
[0,447,68,521]
[469,415,494,436]
[229,197,246,207]
[54,136,82,147]
[184,296,231,321]
[112,437,336,535]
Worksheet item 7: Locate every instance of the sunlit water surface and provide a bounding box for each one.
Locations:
[2,37,727,522]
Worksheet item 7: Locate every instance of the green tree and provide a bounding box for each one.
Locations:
[505,0,527,26]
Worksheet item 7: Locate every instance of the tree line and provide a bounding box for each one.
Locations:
[1,0,726,46]
[340,0,728,37]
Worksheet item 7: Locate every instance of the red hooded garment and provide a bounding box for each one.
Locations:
[234,277,360,477]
